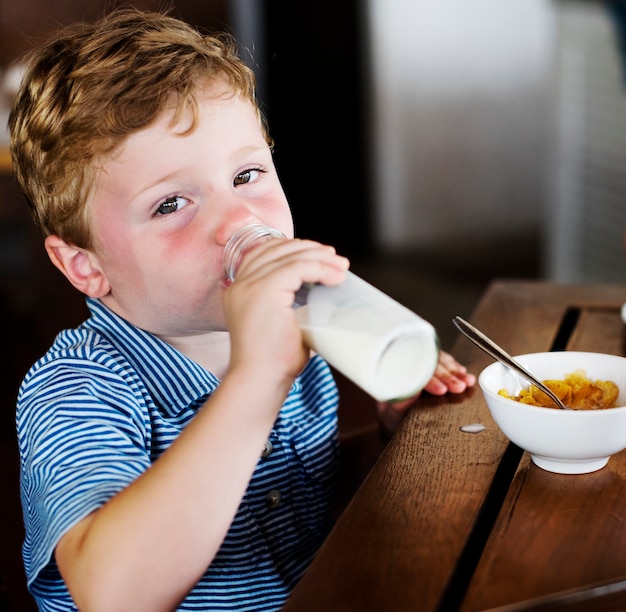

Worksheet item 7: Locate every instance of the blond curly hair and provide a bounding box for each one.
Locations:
[9,8,267,248]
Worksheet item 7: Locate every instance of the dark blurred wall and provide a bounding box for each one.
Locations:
[0,0,231,62]
[261,1,373,259]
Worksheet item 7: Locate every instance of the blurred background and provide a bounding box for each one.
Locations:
[1,1,625,610]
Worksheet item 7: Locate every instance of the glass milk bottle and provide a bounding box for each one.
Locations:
[223,224,440,402]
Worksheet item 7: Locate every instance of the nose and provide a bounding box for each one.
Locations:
[214,201,263,247]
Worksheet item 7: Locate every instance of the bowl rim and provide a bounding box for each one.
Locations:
[478,351,626,414]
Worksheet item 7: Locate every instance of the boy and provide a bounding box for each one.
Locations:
[10,9,475,611]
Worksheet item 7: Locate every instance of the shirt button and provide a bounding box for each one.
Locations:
[261,439,273,459]
[266,489,282,509]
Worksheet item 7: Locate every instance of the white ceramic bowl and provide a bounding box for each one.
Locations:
[478,351,626,474]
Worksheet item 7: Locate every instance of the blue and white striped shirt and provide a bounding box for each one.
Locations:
[17,298,340,611]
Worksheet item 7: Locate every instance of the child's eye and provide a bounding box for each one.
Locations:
[155,195,189,215]
[234,168,264,186]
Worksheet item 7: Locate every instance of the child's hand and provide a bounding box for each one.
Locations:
[376,351,476,436]
[224,237,349,384]
[423,350,476,396]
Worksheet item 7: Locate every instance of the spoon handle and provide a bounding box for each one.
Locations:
[452,316,567,410]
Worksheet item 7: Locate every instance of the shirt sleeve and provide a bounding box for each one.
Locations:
[17,357,152,589]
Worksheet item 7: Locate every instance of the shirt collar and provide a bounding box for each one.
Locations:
[83,298,220,417]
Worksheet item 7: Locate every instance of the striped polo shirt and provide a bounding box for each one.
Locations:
[17,298,340,611]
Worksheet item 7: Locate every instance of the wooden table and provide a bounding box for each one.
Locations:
[283,281,626,611]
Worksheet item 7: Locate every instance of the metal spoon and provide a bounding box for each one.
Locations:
[452,316,569,410]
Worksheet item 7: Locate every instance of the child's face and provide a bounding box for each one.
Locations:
[86,82,292,338]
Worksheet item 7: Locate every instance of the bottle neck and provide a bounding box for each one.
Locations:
[223,224,285,282]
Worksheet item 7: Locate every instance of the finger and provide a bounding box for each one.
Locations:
[438,350,469,375]
[237,239,349,285]
[424,364,475,395]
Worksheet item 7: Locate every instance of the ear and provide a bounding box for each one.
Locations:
[44,235,111,298]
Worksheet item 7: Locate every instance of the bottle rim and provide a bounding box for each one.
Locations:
[223,224,285,282]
